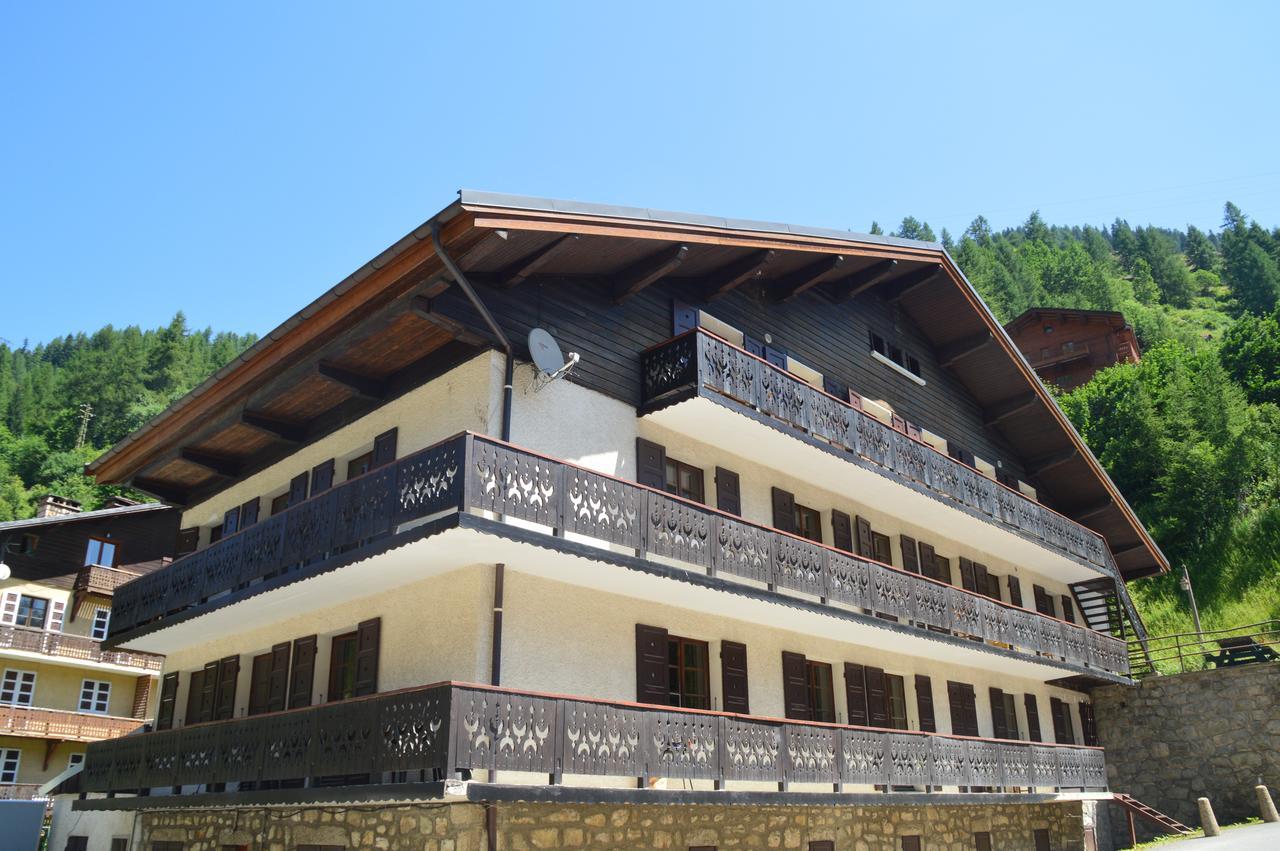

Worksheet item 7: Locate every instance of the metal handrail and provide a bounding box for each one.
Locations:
[1127,619,1280,676]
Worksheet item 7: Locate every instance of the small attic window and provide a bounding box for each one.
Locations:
[1043,325,1054,334]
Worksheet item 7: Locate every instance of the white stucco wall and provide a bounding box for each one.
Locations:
[47,795,136,851]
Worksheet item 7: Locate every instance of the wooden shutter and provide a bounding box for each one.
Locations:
[781,652,810,720]
[222,507,240,537]
[715,467,741,515]
[831,510,853,552]
[156,672,179,730]
[672,300,699,335]
[985,571,1002,600]
[864,666,889,728]
[267,642,290,712]
[843,663,868,726]
[933,554,952,585]
[720,640,749,714]
[353,617,381,696]
[1007,576,1024,607]
[287,635,317,709]
[890,413,906,433]
[771,487,796,533]
[1049,697,1068,744]
[175,528,199,556]
[744,335,765,358]
[197,661,219,723]
[854,516,874,559]
[989,687,1009,739]
[373,428,398,468]
[636,439,667,490]
[871,532,892,565]
[972,562,989,596]
[248,653,272,716]
[214,655,239,721]
[310,459,335,496]
[239,497,260,530]
[959,557,977,592]
[1080,701,1099,746]
[0,591,19,625]
[48,599,65,632]
[288,472,309,507]
[1024,694,1043,742]
[822,376,846,400]
[1034,585,1055,617]
[764,346,787,369]
[184,669,204,725]
[131,675,151,720]
[948,681,978,736]
[900,535,920,574]
[636,624,670,705]
[915,674,937,733]
[1061,595,1076,624]
[916,541,935,578]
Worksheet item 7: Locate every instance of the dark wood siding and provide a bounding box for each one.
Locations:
[4,507,178,591]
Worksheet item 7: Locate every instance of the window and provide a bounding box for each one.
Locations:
[347,452,374,480]
[947,681,979,737]
[0,748,19,783]
[1,670,36,706]
[667,636,711,710]
[68,752,85,770]
[17,534,37,555]
[974,832,992,851]
[111,840,129,851]
[84,538,117,567]
[90,608,111,641]
[327,632,359,702]
[809,843,834,851]
[210,523,223,544]
[14,595,48,628]
[794,504,822,543]
[664,458,705,502]
[870,331,923,380]
[79,680,111,714]
[1002,692,1020,739]
[270,492,290,515]
[806,661,836,723]
[871,531,892,565]
[1033,829,1051,851]
[66,838,89,851]
[885,674,909,730]
[901,837,922,851]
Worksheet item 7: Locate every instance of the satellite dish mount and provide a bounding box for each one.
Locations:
[527,328,579,393]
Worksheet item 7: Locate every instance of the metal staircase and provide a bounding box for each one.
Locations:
[1113,793,1195,843]
[1071,578,1128,638]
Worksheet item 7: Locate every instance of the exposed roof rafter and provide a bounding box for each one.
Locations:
[885,265,943,303]
[937,331,994,369]
[983,393,1038,427]
[482,234,580,289]
[700,250,777,301]
[178,448,241,478]
[240,411,306,444]
[612,244,689,303]
[769,255,846,302]
[826,259,898,303]
[130,477,189,506]
[317,361,387,401]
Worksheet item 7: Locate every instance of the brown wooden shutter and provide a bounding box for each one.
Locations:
[267,642,290,712]
[843,663,868,726]
[248,653,272,716]
[933,554,952,585]
[989,687,1009,739]
[781,651,810,720]
[975,832,992,851]
[672,300,699,335]
[129,675,151,720]
[714,467,741,515]
[972,562,989,596]
[353,617,381,696]
[310,459,335,496]
[636,439,667,490]
[1034,585,1055,617]
[198,661,219,723]
[916,541,935,578]
[831,510,853,552]
[222,507,240,537]
[184,669,203,726]
[156,672,179,730]
[985,571,1001,600]
[771,487,796,533]
[239,498,260,530]
[872,532,892,565]
[948,681,978,736]
[900,535,920,574]
[1007,576,1024,607]
[1024,694,1042,742]
[720,640,749,714]
[287,635,317,709]
[1049,697,1068,743]
[854,516,874,559]
[636,624,670,705]
[288,472,309,507]
[1060,595,1076,624]
[914,674,937,733]
[864,666,889,728]
[372,427,398,468]
[175,528,199,557]
[214,655,239,721]
[959,557,977,592]
[744,335,765,358]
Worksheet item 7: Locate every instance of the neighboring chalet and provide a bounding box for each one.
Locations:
[1005,308,1141,392]
[0,496,170,803]
[62,192,1165,850]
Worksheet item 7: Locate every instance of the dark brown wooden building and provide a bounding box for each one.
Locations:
[1005,308,1141,392]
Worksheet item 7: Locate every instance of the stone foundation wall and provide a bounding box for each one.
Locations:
[136,798,1088,850]
[1093,661,1280,846]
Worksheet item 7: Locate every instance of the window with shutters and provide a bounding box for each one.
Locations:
[0,748,19,782]
[794,504,822,543]
[15,595,48,628]
[666,636,711,710]
[79,679,111,713]
[1002,692,1020,739]
[65,837,90,851]
[720,640,749,714]
[110,839,128,851]
[1033,585,1056,618]
[1,670,36,706]
[714,467,741,515]
[990,687,1020,740]
[885,674,909,730]
[90,608,111,640]
[328,631,359,702]
[664,458,705,502]
[806,661,836,723]
[209,523,223,544]
[84,537,117,567]
[347,451,374,480]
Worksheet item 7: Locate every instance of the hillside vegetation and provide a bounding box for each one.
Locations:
[3,203,1279,640]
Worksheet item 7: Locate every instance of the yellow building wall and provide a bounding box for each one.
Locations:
[0,734,88,787]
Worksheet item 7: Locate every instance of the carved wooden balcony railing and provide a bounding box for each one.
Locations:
[0,624,162,672]
[0,783,45,800]
[110,433,1129,676]
[640,329,1115,577]
[74,564,143,597]
[80,682,1107,795]
[0,705,143,742]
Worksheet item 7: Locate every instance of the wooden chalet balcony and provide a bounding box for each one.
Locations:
[0,705,142,742]
[80,681,1107,796]
[110,433,1129,677]
[640,329,1115,576]
[74,564,143,597]
[0,624,162,672]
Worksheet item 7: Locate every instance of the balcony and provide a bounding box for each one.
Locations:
[640,329,1114,577]
[110,433,1129,678]
[0,784,45,801]
[80,681,1107,797]
[0,705,143,742]
[0,625,162,673]
[74,564,143,597]
[1029,343,1091,369]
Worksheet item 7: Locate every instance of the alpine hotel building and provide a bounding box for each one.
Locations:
[62,193,1164,850]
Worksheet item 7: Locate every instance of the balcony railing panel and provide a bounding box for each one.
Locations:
[0,784,45,800]
[74,565,142,596]
[644,330,1113,575]
[80,683,1108,796]
[0,625,161,672]
[0,705,142,742]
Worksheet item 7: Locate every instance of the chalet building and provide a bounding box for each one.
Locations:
[60,192,1166,850]
[0,496,170,803]
[1004,309,1141,392]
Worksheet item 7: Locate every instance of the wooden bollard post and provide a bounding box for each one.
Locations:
[1258,785,1280,823]
[1198,797,1221,837]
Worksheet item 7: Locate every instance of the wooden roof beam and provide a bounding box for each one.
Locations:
[983,393,1038,427]
[769,255,846,303]
[1111,542,1146,558]
[613,244,689,303]
[410,295,488,346]
[179,448,241,478]
[1027,446,1078,477]
[317,361,387,401]
[1069,498,1114,522]
[130,477,189,506]
[937,331,994,369]
[826,259,898,303]
[240,411,306,444]
[700,250,776,301]
[484,234,580,289]
[885,265,944,303]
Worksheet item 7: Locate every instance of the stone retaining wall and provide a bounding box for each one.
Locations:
[137,798,1089,850]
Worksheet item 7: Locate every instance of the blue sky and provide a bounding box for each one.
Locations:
[2,2,1277,345]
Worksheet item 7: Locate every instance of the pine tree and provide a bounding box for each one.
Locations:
[1185,225,1219,272]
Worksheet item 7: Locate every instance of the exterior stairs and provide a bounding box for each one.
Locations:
[1113,793,1196,838]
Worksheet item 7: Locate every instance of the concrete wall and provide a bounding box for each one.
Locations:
[1093,661,1280,843]
[48,794,137,851]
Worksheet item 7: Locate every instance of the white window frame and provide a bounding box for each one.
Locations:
[78,679,111,714]
[67,752,85,770]
[0,748,20,783]
[0,670,36,706]
[871,349,927,386]
[90,608,111,641]
[84,537,118,567]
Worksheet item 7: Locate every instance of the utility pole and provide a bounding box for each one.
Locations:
[1180,563,1203,638]
[75,403,94,449]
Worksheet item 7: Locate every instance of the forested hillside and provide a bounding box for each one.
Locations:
[2,202,1277,639]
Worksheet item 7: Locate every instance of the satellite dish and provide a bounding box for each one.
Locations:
[529,328,566,375]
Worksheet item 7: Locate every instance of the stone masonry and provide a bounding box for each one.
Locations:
[1093,661,1280,845]
[137,799,1088,850]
